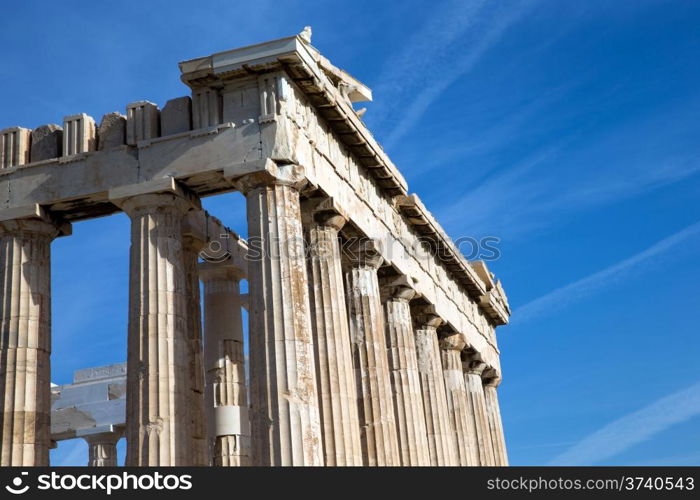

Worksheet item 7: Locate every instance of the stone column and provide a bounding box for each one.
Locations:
[382,280,430,466]
[462,351,496,466]
[84,430,122,466]
[413,308,458,466]
[200,262,250,466]
[483,372,508,466]
[344,241,400,466]
[439,333,478,466]
[182,233,207,465]
[233,164,322,466]
[0,218,61,466]
[122,193,198,466]
[304,199,362,466]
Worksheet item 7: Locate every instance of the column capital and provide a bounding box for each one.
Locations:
[301,197,348,232]
[181,209,210,253]
[412,305,444,330]
[199,261,245,282]
[82,429,123,446]
[379,274,418,302]
[119,192,194,217]
[462,350,487,376]
[390,285,416,301]
[342,238,384,269]
[230,161,307,194]
[83,429,122,467]
[0,204,71,237]
[439,332,467,352]
[109,177,201,216]
[0,218,61,238]
[483,367,502,387]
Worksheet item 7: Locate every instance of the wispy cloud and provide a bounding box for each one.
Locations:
[514,219,700,324]
[439,98,700,240]
[440,137,577,237]
[549,379,700,465]
[370,0,533,149]
[415,82,579,181]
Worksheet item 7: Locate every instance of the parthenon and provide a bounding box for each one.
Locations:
[0,31,510,467]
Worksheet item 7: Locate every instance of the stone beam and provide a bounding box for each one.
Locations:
[50,363,126,443]
[184,210,248,274]
[0,124,263,221]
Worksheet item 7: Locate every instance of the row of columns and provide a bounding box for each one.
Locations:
[0,164,507,466]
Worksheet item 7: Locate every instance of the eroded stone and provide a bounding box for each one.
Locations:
[161,96,192,136]
[31,124,62,161]
[97,112,126,150]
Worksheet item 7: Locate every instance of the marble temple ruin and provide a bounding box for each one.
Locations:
[0,30,510,467]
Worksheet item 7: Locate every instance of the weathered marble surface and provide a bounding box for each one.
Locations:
[413,309,459,466]
[304,199,362,466]
[383,282,430,466]
[234,166,323,466]
[121,193,201,466]
[344,242,401,466]
[0,219,59,466]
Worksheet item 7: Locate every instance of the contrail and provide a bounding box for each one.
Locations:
[514,220,700,324]
[549,380,700,465]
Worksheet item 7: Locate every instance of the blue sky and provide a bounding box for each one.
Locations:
[2,0,699,466]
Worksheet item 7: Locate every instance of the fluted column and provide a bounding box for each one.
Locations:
[439,333,478,466]
[0,218,61,466]
[462,352,496,465]
[483,372,508,466]
[84,430,122,466]
[382,280,430,466]
[413,309,458,466]
[234,164,322,466]
[200,262,250,466]
[122,192,197,466]
[183,234,207,465]
[344,241,400,466]
[304,199,362,466]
